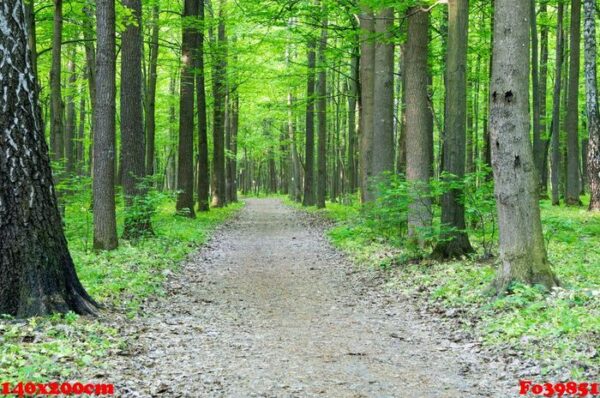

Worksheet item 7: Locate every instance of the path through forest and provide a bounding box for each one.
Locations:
[100,199,508,397]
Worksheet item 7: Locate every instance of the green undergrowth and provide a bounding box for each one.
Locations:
[1,185,243,386]
[288,195,599,379]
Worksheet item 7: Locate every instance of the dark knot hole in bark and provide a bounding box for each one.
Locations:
[492,91,498,102]
[514,155,521,168]
[504,91,514,103]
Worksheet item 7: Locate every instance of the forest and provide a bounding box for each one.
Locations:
[0,0,599,395]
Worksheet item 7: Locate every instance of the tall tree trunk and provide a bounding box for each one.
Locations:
[303,38,316,206]
[145,3,160,177]
[83,6,96,176]
[121,0,152,238]
[229,90,239,202]
[565,0,582,205]
[433,0,474,259]
[530,0,543,188]
[539,1,550,196]
[396,42,407,174]
[372,7,395,190]
[50,0,64,163]
[24,0,37,79]
[287,28,302,202]
[211,1,227,208]
[347,41,359,192]
[77,91,86,174]
[176,0,198,217]
[405,7,433,246]
[583,0,600,210]
[359,5,375,203]
[197,0,210,211]
[489,0,558,292]
[316,6,328,209]
[0,0,98,317]
[483,0,495,176]
[93,0,118,250]
[551,1,565,206]
[65,50,77,175]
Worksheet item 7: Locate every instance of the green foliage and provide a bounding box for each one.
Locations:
[308,193,599,378]
[0,187,242,385]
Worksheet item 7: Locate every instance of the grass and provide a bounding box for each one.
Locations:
[287,195,600,379]
[0,187,243,386]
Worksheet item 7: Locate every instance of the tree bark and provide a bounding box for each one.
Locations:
[93,0,118,250]
[145,3,160,177]
[65,50,77,175]
[551,1,565,206]
[565,0,582,205]
[196,0,210,211]
[316,6,328,209]
[538,1,550,196]
[211,1,227,208]
[372,7,395,190]
[177,0,198,217]
[0,0,98,317]
[489,0,558,292]
[530,0,543,189]
[405,7,433,246]
[583,0,600,210]
[359,5,375,203]
[50,0,64,163]
[347,41,359,192]
[121,0,152,238]
[83,6,96,176]
[432,0,474,259]
[303,38,317,206]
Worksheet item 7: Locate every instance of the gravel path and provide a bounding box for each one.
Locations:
[105,198,508,397]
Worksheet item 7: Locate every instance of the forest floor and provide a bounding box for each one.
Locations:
[85,198,512,397]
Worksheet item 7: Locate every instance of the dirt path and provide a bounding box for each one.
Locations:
[104,199,508,397]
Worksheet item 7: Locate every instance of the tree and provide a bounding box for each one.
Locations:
[551,1,565,206]
[145,3,160,177]
[583,0,600,211]
[358,5,375,203]
[405,6,433,246]
[538,0,550,196]
[371,7,395,190]
[488,0,558,291]
[50,0,63,163]
[433,0,474,259]
[316,4,328,209]
[93,0,118,250]
[197,0,210,212]
[565,0,582,205]
[211,0,228,208]
[176,0,198,217]
[347,39,359,193]
[65,50,77,175]
[303,38,317,207]
[121,0,153,238]
[0,0,97,317]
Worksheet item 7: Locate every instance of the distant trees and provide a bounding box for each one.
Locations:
[7,0,596,304]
